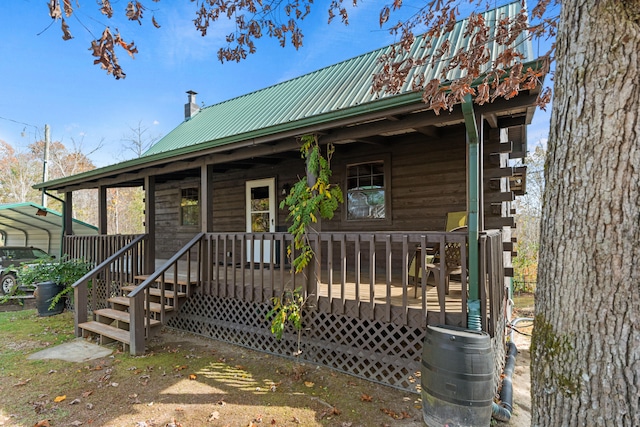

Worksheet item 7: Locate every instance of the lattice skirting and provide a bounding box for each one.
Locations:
[167,292,425,392]
[166,293,506,393]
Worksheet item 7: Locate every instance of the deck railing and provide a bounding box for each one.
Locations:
[66,229,505,339]
[64,234,143,267]
[201,230,505,330]
[127,232,204,353]
[68,234,148,337]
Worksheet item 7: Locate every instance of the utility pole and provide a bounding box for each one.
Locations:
[41,124,50,207]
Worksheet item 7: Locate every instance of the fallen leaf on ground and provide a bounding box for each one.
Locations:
[53,395,66,403]
[14,379,31,386]
[380,408,411,419]
[207,411,220,421]
[304,381,314,388]
[69,398,81,405]
[319,407,341,419]
[189,374,197,380]
[360,393,372,402]
[82,391,93,398]
[33,420,51,427]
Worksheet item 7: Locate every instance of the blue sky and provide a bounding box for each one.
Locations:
[0,1,550,168]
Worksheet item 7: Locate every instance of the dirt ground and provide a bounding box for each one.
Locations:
[497,303,534,427]
[0,306,534,427]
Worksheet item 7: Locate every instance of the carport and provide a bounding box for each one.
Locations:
[0,202,98,257]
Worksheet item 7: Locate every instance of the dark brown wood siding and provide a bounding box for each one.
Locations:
[153,124,518,258]
[154,177,201,259]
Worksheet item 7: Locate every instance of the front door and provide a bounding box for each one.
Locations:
[246,178,276,263]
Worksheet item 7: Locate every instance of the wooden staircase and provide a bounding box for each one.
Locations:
[77,275,196,350]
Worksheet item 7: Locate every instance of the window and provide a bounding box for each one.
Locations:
[180,188,199,226]
[346,161,386,220]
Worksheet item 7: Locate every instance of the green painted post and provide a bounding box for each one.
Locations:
[462,95,480,322]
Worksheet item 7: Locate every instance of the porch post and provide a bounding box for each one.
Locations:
[201,163,213,285]
[144,176,156,275]
[98,185,108,234]
[64,191,73,237]
[462,95,480,306]
[201,163,214,232]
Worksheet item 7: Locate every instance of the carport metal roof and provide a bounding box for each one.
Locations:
[0,202,98,257]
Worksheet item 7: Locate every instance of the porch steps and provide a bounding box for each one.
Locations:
[78,321,131,345]
[94,308,162,328]
[120,285,186,299]
[133,275,198,286]
[107,296,175,314]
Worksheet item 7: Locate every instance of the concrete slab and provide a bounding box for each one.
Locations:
[27,338,113,363]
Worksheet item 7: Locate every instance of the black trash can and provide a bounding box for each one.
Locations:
[34,281,66,316]
[421,324,494,427]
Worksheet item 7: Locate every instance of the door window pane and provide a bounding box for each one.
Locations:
[251,213,270,232]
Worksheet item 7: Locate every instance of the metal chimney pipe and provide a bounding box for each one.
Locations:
[185,90,200,120]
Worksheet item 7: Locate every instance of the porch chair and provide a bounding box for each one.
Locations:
[425,225,468,298]
[409,211,467,297]
[445,210,467,232]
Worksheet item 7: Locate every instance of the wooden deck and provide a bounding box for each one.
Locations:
[66,230,504,356]
[204,262,465,311]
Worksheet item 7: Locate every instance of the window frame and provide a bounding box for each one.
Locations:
[180,187,200,227]
[343,154,392,225]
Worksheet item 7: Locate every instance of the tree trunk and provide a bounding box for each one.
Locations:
[532,1,640,426]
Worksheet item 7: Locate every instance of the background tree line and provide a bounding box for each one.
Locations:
[0,121,156,235]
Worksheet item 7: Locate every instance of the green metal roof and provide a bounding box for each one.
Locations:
[144,1,532,157]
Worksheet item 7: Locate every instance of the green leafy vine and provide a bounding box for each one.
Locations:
[279,134,343,273]
[266,286,311,356]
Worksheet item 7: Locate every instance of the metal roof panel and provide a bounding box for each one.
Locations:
[144,1,531,157]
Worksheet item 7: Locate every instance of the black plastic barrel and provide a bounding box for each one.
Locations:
[421,324,494,427]
[34,281,66,316]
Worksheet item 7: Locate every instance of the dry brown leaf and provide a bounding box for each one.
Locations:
[360,393,373,402]
[304,381,314,388]
[319,406,341,419]
[189,374,197,380]
[33,420,51,427]
[208,410,220,421]
[82,390,93,398]
[14,378,31,386]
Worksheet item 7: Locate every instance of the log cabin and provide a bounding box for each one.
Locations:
[35,1,541,393]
